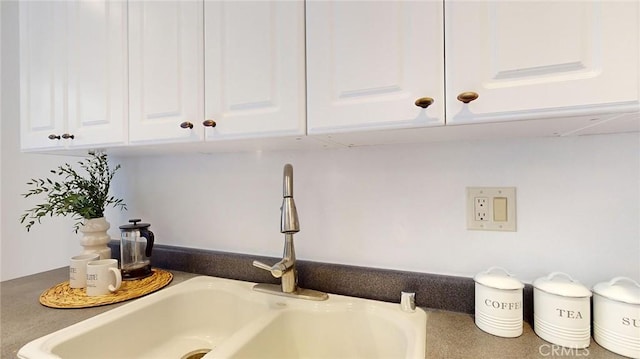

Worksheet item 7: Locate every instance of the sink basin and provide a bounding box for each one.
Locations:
[212,309,422,359]
[19,276,427,359]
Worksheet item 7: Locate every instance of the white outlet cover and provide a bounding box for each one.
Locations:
[466,187,516,231]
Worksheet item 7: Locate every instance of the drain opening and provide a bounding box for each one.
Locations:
[181,349,211,359]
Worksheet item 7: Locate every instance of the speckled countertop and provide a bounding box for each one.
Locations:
[1,267,626,359]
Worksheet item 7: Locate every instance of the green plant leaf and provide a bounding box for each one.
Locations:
[20,151,127,232]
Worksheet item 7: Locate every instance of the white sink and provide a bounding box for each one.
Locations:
[18,276,427,359]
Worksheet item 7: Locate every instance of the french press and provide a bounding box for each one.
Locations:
[119,219,155,280]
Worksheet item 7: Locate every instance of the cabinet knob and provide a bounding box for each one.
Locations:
[61,133,75,140]
[180,121,194,129]
[414,97,434,109]
[203,119,217,128]
[48,134,61,140]
[457,92,479,104]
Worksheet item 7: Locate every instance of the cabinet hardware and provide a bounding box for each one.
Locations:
[414,97,434,109]
[179,121,194,129]
[203,119,217,128]
[61,133,75,140]
[48,134,61,140]
[457,92,479,104]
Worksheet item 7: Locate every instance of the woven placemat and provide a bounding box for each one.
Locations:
[39,268,173,309]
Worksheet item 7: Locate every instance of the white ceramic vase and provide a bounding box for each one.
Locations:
[79,217,112,259]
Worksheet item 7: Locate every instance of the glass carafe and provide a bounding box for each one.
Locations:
[119,219,155,280]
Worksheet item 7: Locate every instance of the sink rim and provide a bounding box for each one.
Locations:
[18,275,427,359]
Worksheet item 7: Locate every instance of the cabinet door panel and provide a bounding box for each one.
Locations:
[128,1,204,144]
[446,1,640,123]
[19,2,66,150]
[67,1,127,147]
[205,1,305,139]
[306,1,444,134]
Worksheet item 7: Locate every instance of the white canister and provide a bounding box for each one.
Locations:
[592,277,640,359]
[474,267,524,338]
[533,272,592,348]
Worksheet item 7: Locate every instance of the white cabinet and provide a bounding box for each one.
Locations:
[20,1,66,150]
[20,1,127,151]
[128,1,204,144]
[445,1,639,124]
[306,1,445,134]
[20,1,639,153]
[204,1,305,140]
[128,0,305,145]
[66,1,127,147]
[307,0,639,136]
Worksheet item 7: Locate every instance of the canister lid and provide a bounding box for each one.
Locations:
[533,272,592,298]
[593,277,640,305]
[474,267,524,290]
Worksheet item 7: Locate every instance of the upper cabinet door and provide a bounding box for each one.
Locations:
[204,1,305,140]
[66,1,127,147]
[306,1,445,134]
[128,1,204,144]
[20,1,127,151]
[446,1,640,124]
[19,2,66,150]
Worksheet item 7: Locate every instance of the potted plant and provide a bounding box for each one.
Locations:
[20,151,126,258]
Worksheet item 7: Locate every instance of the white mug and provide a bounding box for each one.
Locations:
[69,254,100,289]
[86,259,122,296]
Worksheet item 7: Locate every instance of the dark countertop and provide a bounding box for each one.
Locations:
[1,267,625,359]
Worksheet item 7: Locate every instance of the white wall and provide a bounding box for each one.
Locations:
[2,0,638,286]
[1,1,85,281]
[111,133,639,287]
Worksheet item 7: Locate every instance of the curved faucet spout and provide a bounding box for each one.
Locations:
[283,164,294,198]
[281,164,299,234]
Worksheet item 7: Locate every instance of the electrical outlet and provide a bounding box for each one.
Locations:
[474,197,488,221]
[466,187,516,231]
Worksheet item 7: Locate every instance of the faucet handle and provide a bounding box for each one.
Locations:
[252,260,271,271]
[252,260,285,278]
